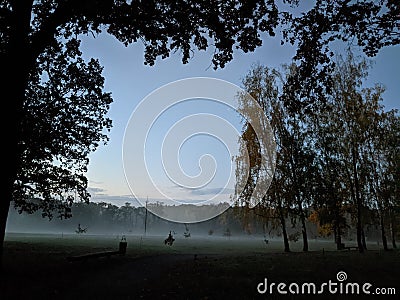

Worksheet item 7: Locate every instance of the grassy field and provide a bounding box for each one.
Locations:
[1,232,399,299]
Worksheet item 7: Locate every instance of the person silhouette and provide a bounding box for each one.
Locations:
[164,231,175,245]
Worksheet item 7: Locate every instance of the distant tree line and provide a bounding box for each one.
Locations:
[7,199,390,246]
[7,201,266,236]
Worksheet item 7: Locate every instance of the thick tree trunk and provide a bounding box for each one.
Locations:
[0,1,35,269]
[335,223,343,250]
[337,232,343,250]
[361,227,367,250]
[0,69,24,267]
[0,67,27,268]
[380,214,388,251]
[351,145,364,253]
[0,196,11,270]
[391,226,397,249]
[391,230,397,249]
[0,67,25,269]
[279,209,290,252]
[0,88,23,269]
[356,213,364,252]
[390,211,397,249]
[300,213,309,252]
[333,224,338,244]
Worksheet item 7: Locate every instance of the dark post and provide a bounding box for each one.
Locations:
[119,236,127,255]
[144,197,148,237]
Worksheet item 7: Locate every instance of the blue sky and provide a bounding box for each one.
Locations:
[80,29,399,207]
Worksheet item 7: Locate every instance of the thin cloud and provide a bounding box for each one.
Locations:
[190,187,234,196]
[87,187,107,195]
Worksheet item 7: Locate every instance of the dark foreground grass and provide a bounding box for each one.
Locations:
[1,233,399,300]
[152,250,400,300]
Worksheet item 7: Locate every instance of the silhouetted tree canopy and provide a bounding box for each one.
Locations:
[14,38,113,219]
[0,0,278,222]
[1,0,278,71]
[0,1,284,264]
[280,0,400,111]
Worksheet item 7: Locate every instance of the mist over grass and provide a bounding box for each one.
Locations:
[6,199,387,249]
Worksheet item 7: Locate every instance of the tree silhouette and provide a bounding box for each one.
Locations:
[0,0,279,264]
[280,0,400,111]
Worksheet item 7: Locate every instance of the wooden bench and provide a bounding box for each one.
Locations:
[67,238,127,262]
[343,246,359,251]
[337,242,359,251]
[67,250,122,262]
